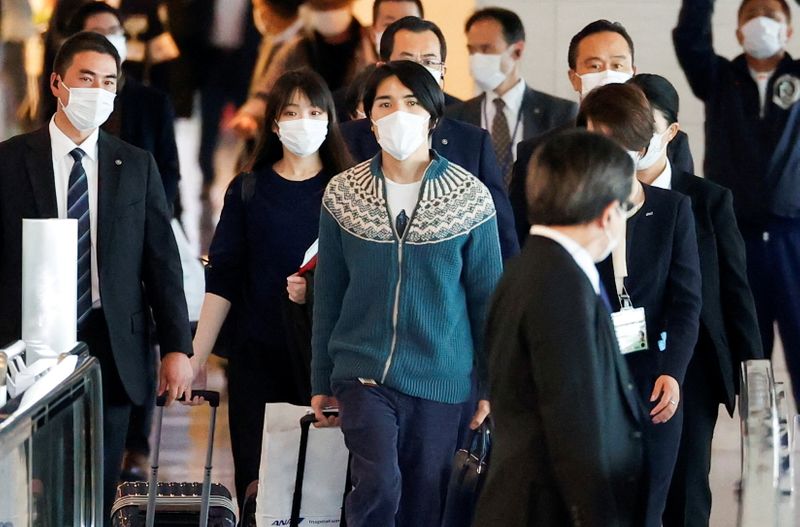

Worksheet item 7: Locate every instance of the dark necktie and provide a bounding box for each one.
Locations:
[68,148,92,328]
[396,209,409,238]
[491,97,513,187]
[598,280,613,313]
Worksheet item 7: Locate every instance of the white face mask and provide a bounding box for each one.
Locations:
[741,16,788,59]
[627,150,641,165]
[374,30,384,55]
[636,130,669,171]
[373,111,430,161]
[469,52,509,92]
[277,118,329,157]
[423,65,443,85]
[105,33,127,63]
[579,69,633,97]
[310,8,352,37]
[59,82,116,131]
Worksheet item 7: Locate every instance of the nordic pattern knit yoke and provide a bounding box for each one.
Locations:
[311,151,503,404]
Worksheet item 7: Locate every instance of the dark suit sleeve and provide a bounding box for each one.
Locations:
[153,93,180,207]
[673,0,723,101]
[477,129,520,259]
[524,286,621,525]
[712,188,764,361]
[510,139,534,245]
[141,153,193,357]
[662,196,702,383]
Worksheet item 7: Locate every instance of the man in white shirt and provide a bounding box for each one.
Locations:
[0,32,193,524]
[475,129,646,526]
[446,7,577,184]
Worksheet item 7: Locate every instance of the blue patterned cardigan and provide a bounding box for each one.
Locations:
[311,151,503,404]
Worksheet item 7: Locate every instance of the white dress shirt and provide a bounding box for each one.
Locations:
[650,159,673,190]
[50,117,101,306]
[481,78,526,161]
[530,225,600,294]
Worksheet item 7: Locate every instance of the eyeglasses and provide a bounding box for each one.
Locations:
[418,59,445,71]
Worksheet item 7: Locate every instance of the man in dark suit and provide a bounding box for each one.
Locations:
[474,130,645,527]
[340,17,518,258]
[627,73,764,527]
[0,33,193,521]
[446,7,576,183]
[508,20,695,245]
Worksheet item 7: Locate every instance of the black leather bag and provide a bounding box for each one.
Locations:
[441,419,492,527]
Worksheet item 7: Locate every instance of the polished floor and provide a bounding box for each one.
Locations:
[156,112,798,523]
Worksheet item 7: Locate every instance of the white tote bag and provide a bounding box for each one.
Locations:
[170,219,205,322]
[256,403,349,526]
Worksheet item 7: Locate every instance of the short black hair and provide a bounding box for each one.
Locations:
[66,1,123,36]
[465,7,525,44]
[379,16,447,62]
[527,129,633,226]
[53,31,120,78]
[568,19,634,70]
[576,83,655,152]
[738,0,791,22]
[372,0,424,23]
[362,60,445,130]
[628,74,680,125]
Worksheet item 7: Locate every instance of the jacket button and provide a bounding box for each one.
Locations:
[441,138,449,145]
[631,431,642,439]
[627,383,634,391]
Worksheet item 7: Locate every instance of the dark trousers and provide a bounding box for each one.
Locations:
[332,380,462,527]
[227,339,303,509]
[199,47,249,185]
[635,374,684,527]
[744,227,800,407]
[663,349,722,527]
[78,310,132,526]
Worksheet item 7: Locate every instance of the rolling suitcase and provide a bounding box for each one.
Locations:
[110,390,237,526]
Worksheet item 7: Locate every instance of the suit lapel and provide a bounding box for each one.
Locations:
[521,86,543,140]
[25,128,58,218]
[97,131,122,269]
[462,95,484,128]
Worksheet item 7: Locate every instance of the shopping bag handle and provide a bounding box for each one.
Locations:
[156,389,220,407]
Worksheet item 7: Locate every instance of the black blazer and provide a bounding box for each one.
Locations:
[0,128,192,405]
[339,117,519,259]
[475,236,645,527]
[113,77,180,206]
[597,184,702,388]
[671,170,763,412]
[444,84,578,141]
[510,128,697,245]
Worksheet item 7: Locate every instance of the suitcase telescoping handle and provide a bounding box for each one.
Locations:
[146,390,220,527]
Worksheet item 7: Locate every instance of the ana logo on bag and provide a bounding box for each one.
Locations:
[272,520,303,526]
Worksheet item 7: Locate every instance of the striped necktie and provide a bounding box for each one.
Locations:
[491,97,513,187]
[68,147,92,328]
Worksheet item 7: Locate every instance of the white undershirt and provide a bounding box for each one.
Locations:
[481,78,526,161]
[650,160,673,190]
[750,68,775,118]
[49,117,101,307]
[384,177,422,227]
[530,225,600,294]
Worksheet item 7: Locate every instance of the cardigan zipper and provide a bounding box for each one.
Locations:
[380,164,431,384]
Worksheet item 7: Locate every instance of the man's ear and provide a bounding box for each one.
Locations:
[512,41,525,60]
[568,69,581,94]
[666,122,680,143]
[736,27,744,47]
[50,73,60,98]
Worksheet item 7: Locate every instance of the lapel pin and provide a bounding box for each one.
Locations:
[441,138,449,145]
[115,159,122,166]
[645,211,654,217]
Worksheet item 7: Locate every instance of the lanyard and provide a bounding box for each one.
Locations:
[482,94,523,145]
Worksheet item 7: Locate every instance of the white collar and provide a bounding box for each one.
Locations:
[487,77,525,114]
[650,160,673,190]
[273,17,304,44]
[530,224,600,294]
[49,115,99,161]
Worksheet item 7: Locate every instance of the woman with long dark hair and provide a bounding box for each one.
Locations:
[189,68,352,505]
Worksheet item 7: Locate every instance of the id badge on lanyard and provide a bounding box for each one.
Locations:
[610,289,648,355]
